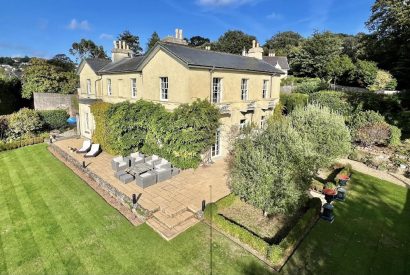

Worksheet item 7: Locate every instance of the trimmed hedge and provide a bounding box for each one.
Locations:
[280,93,309,113]
[38,109,69,130]
[0,134,47,152]
[205,195,321,269]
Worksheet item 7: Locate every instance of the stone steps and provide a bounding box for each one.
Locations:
[147,214,199,240]
[152,210,195,229]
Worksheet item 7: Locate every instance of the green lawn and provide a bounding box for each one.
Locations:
[0,144,271,275]
[282,171,410,274]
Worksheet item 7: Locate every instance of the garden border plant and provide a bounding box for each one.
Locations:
[90,99,220,169]
[204,194,322,271]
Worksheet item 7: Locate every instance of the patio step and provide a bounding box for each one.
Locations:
[161,204,188,217]
[152,210,195,229]
[146,215,199,241]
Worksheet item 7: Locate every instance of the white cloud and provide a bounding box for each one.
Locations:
[266,12,282,20]
[197,0,256,7]
[99,33,114,40]
[67,19,91,31]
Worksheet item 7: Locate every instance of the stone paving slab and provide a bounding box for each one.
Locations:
[53,138,230,239]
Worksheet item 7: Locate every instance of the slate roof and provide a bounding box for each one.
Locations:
[160,43,284,74]
[262,56,290,70]
[98,55,145,73]
[84,58,111,72]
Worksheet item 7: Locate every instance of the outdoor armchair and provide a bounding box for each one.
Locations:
[135,171,157,188]
[111,156,130,171]
[130,152,145,166]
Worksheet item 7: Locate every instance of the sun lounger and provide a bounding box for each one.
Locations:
[76,140,91,153]
[84,144,101,158]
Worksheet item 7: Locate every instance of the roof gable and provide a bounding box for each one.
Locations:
[262,56,290,70]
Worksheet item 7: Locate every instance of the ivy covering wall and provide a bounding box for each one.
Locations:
[90,99,220,169]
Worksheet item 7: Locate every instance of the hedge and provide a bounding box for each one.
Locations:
[280,93,309,113]
[38,109,69,130]
[90,102,113,154]
[205,195,321,269]
[0,134,47,152]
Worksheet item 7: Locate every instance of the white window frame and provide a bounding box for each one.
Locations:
[241,79,248,101]
[211,129,221,157]
[262,80,269,99]
[160,77,168,101]
[86,79,91,95]
[107,79,112,96]
[131,78,137,98]
[240,119,247,129]
[212,78,222,103]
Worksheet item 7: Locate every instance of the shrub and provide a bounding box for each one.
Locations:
[389,125,402,146]
[90,102,113,153]
[0,115,9,140]
[289,104,352,169]
[294,78,328,94]
[280,93,308,113]
[8,108,42,138]
[0,135,46,152]
[356,122,391,147]
[309,179,324,192]
[309,90,353,116]
[350,60,378,89]
[229,119,315,216]
[38,109,69,130]
[269,246,284,266]
[368,70,398,91]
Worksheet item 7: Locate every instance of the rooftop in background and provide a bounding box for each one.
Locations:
[262,56,290,70]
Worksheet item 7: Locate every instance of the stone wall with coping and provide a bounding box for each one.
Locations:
[34,93,78,116]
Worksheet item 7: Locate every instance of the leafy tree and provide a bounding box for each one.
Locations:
[290,31,343,78]
[214,30,256,55]
[341,33,367,61]
[48,54,76,72]
[366,0,410,89]
[8,108,43,138]
[188,36,210,47]
[229,119,315,215]
[69,39,108,61]
[117,30,143,54]
[289,104,351,169]
[21,58,78,99]
[325,55,355,85]
[264,31,304,56]
[147,31,160,51]
[350,60,378,88]
[0,78,29,115]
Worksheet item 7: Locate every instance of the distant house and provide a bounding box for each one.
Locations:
[262,51,289,78]
[76,29,285,158]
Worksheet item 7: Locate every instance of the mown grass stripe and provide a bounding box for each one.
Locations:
[21,146,125,274]
[0,155,46,274]
[11,148,88,275]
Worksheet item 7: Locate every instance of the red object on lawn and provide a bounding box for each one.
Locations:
[339,175,350,180]
[323,188,337,196]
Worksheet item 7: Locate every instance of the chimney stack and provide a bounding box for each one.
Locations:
[269,49,276,57]
[247,39,263,60]
[112,40,133,62]
[175,28,179,38]
[162,28,188,45]
[205,45,211,51]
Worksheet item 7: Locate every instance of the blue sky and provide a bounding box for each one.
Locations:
[0,0,374,58]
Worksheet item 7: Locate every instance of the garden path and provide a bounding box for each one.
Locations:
[338,158,410,188]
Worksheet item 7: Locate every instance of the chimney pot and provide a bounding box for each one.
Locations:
[252,40,256,48]
[175,28,179,38]
[179,29,183,39]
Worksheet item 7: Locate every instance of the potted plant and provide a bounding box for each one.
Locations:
[337,174,350,186]
[323,182,337,203]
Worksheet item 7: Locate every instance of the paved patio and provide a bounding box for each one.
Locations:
[53,138,231,239]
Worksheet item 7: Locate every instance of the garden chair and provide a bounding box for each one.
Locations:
[130,152,145,166]
[154,167,172,182]
[154,158,171,170]
[145,155,161,166]
[135,171,157,188]
[76,140,91,153]
[84,144,101,158]
[112,156,130,171]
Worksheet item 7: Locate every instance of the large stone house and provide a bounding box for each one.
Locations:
[77,29,285,158]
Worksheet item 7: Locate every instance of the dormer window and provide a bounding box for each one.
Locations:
[107,79,112,96]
